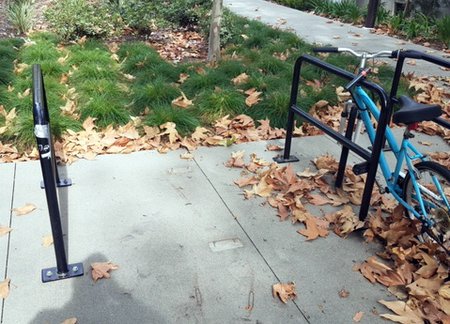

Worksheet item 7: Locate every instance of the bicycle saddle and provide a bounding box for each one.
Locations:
[392,96,442,125]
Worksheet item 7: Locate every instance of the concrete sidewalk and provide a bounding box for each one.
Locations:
[224,0,450,78]
[0,130,448,323]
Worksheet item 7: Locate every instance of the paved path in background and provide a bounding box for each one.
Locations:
[224,0,450,78]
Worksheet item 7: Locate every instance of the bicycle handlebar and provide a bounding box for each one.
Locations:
[313,47,398,59]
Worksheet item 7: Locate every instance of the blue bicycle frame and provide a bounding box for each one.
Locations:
[351,86,450,226]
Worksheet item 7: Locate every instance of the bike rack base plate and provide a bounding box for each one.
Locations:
[41,262,84,283]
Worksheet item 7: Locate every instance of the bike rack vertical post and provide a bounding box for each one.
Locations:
[32,64,83,283]
[275,54,391,222]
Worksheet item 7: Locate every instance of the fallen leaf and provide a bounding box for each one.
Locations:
[172,92,193,109]
[0,226,12,237]
[12,203,37,216]
[232,73,249,85]
[180,152,194,160]
[353,311,364,322]
[245,88,262,107]
[91,261,119,282]
[178,73,189,83]
[297,217,328,240]
[42,234,53,247]
[61,318,77,324]
[0,279,10,299]
[338,288,350,298]
[378,300,423,324]
[272,282,297,303]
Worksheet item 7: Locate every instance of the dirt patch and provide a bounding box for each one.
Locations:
[0,0,53,38]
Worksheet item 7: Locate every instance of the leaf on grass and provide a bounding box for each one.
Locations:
[231,73,249,85]
[178,73,189,84]
[13,203,37,216]
[272,282,297,303]
[61,318,77,324]
[0,279,10,299]
[378,300,423,324]
[42,234,53,247]
[0,226,12,237]
[353,311,364,322]
[245,88,262,107]
[172,92,193,109]
[91,262,119,282]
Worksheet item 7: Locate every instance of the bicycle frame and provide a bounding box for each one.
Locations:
[351,86,449,226]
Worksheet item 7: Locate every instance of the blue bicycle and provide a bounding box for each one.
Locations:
[314,47,450,251]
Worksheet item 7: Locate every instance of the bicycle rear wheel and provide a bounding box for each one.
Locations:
[402,161,450,249]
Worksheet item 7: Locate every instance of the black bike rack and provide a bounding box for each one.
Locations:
[32,64,84,283]
[274,54,391,221]
[389,50,450,131]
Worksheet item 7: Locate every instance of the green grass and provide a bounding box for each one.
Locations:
[195,88,246,124]
[0,9,412,149]
[145,104,200,136]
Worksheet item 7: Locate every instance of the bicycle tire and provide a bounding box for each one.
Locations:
[402,161,450,249]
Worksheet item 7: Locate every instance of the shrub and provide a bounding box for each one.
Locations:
[437,15,450,47]
[6,0,34,34]
[44,0,123,41]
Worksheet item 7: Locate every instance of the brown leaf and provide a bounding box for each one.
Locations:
[12,203,37,216]
[0,279,10,299]
[379,300,424,324]
[266,144,283,151]
[172,91,193,109]
[178,73,189,84]
[353,311,364,322]
[338,288,350,298]
[61,318,78,324]
[272,282,297,303]
[91,262,119,282]
[298,217,328,240]
[307,194,332,206]
[231,73,250,85]
[245,88,262,107]
[0,226,12,237]
[42,235,54,247]
[225,151,245,168]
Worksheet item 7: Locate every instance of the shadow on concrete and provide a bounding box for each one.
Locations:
[30,253,164,324]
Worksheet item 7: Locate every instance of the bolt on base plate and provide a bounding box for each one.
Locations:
[41,262,84,283]
[40,178,72,189]
[273,155,300,164]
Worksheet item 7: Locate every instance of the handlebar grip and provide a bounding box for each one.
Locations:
[313,47,339,53]
[390,50,400,58]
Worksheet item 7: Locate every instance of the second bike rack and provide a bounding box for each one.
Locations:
[32,64,84,283]
[274,54,391,221]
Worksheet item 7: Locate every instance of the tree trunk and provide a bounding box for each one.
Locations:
[207,0,223,63]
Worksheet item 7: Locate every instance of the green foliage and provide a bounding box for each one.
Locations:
[6,0,34,34]
[276,0,365,24]
[145,105,200,136]
[195,88,245,124]
[44,0,123,41]
[437,15,450,47]
[0,38,23,85]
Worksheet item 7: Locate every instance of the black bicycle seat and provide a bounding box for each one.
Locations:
[392,95,442,125]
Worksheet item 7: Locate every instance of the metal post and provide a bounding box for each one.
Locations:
[32,64,83,283]
[365,0,380,28]
[335,106,358,188]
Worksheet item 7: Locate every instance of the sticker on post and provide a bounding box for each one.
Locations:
[34,124,50,139]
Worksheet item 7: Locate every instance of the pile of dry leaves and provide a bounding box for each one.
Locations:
[227,151,449,322]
